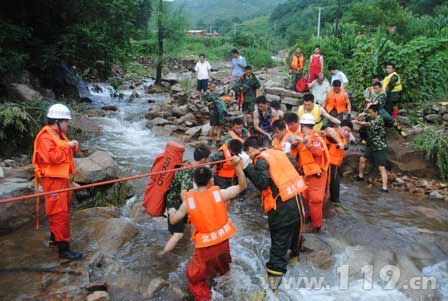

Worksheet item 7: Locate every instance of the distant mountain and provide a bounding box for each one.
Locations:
[173,0,286,26]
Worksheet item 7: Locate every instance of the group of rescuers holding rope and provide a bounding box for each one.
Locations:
[32,58,405,299]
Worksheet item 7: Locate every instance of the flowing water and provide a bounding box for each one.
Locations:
[83,83,448,300]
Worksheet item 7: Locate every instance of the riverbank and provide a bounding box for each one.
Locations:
[1,58,448,300]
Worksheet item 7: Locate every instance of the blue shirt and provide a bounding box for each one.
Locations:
[231,56,247,77]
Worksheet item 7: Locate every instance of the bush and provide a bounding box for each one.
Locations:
[0,100,50,156]
[414,128,448,181]
[245,48,274,69]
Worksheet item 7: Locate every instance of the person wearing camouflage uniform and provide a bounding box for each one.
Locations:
[232,66,261,127]
[203,82,227,147]
[161,147,211,255]
[354,104,389,192]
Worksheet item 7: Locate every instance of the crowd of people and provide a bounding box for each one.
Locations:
[31,46,408,300]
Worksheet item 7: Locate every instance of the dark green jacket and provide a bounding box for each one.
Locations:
[244,153,300,230]
[232,74,261,99]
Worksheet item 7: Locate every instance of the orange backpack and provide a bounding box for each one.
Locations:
[143,141,185,216]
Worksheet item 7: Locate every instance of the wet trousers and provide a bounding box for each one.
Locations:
[187,240,232,301]
[41,177,71,242]
[329,165,340,203]
[303,172,327,229]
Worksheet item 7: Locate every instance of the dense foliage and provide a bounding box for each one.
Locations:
[414,129,448,181]
[0,0,152,80]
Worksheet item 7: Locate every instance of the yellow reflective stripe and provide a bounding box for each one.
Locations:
[266,268,284,276]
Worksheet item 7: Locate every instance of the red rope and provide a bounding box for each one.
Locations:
[0,159,228,205]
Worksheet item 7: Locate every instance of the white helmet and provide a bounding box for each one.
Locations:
[300,113,316,125]
[47,104,72,120]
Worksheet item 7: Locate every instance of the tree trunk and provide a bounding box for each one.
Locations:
[155,0,163,85]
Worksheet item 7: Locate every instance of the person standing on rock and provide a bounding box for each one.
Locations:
[364,75,381,109]
[195,54,211,100]
[230,48,247,83]
[233,66,261,127]
[309,73,330,105]
[168,157,247,301]
[32,104,83,260]
[253,96,274,146]
[324,80,351,122]
[225,118,250,144]
[382,63,403,117]
[353,104,389,193]
[161,147,211,256]
[308,45,324,82]
[289,48,305,90]
[242,136,306,294]
[203,82,227,147]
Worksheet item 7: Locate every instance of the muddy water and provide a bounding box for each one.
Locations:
[80,83,448,300]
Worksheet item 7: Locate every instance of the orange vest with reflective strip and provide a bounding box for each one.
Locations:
[325,88,348,114]
[228,130,246,143]
[215,144,237,178]
[325,128,347,166]
[297,132,330,176]
[32,125,76,179]
[185,186,236,248]
[272,132,291,151]
[255,149,307,213]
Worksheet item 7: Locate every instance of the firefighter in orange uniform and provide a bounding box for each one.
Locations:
[243,136,306,293]
[168,157,247,301]
[291,113,330,233]
[32,104,83,260]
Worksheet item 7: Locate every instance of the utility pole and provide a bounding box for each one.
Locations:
[233,23,237,35]
[155,0,163,85]
[317,7,321,39]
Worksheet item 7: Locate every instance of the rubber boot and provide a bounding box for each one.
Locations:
[266,270,283,295]
[48,232,57,247]
[58,242,83,260]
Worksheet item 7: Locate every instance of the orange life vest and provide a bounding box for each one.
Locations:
[325,128,347,166]
[296,132,330,176]
[325,88,348,114]
[255,149,307,213]
[291,54,304,71]
[185,186,236,248]
[227,129,247,143]
[272,132,291,152]
[32,125,76,179]
[215,144,237,178]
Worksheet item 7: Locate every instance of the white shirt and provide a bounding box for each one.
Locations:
[310,80,330,105]
[331,70,348,86]
[195,61,211,80]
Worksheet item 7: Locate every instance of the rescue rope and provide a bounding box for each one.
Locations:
[0,159,229,205]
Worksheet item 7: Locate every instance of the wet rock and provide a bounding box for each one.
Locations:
[282,97,300,107]
[395,177,405,185]
[151,126,174,136]
[84,109,107,117]
[172,105,188,117]
[74,151,119,184]
[143,278,169,299]
[86,291,110,301]
[425,114,441,123]
[397,116,410,126]
[101,105,118,111]
[0,178,36,234]
[7,83,43,102]
[4,164,34,180]
[170,83,183,93]
[431,104,441,113]
[73,208,139,255]
[428,191,444,200]
[178,113,196,125]
[266,94,281,101]
[164,125,178,133]
[443,114,448,122]
[185,126,202,138]
[201,123,212,136]
[146,117,170,128]
[264,87,302,99]
[0,166,4,178]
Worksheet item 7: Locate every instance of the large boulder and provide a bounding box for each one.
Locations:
[74,151,119,184]
[0,178,37,234]
[146,117,170,128]
[425,114,441,123]
[264,87,303,99]
[185,126,202,138]
[45,63,92,101]
[7,83,43,102]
